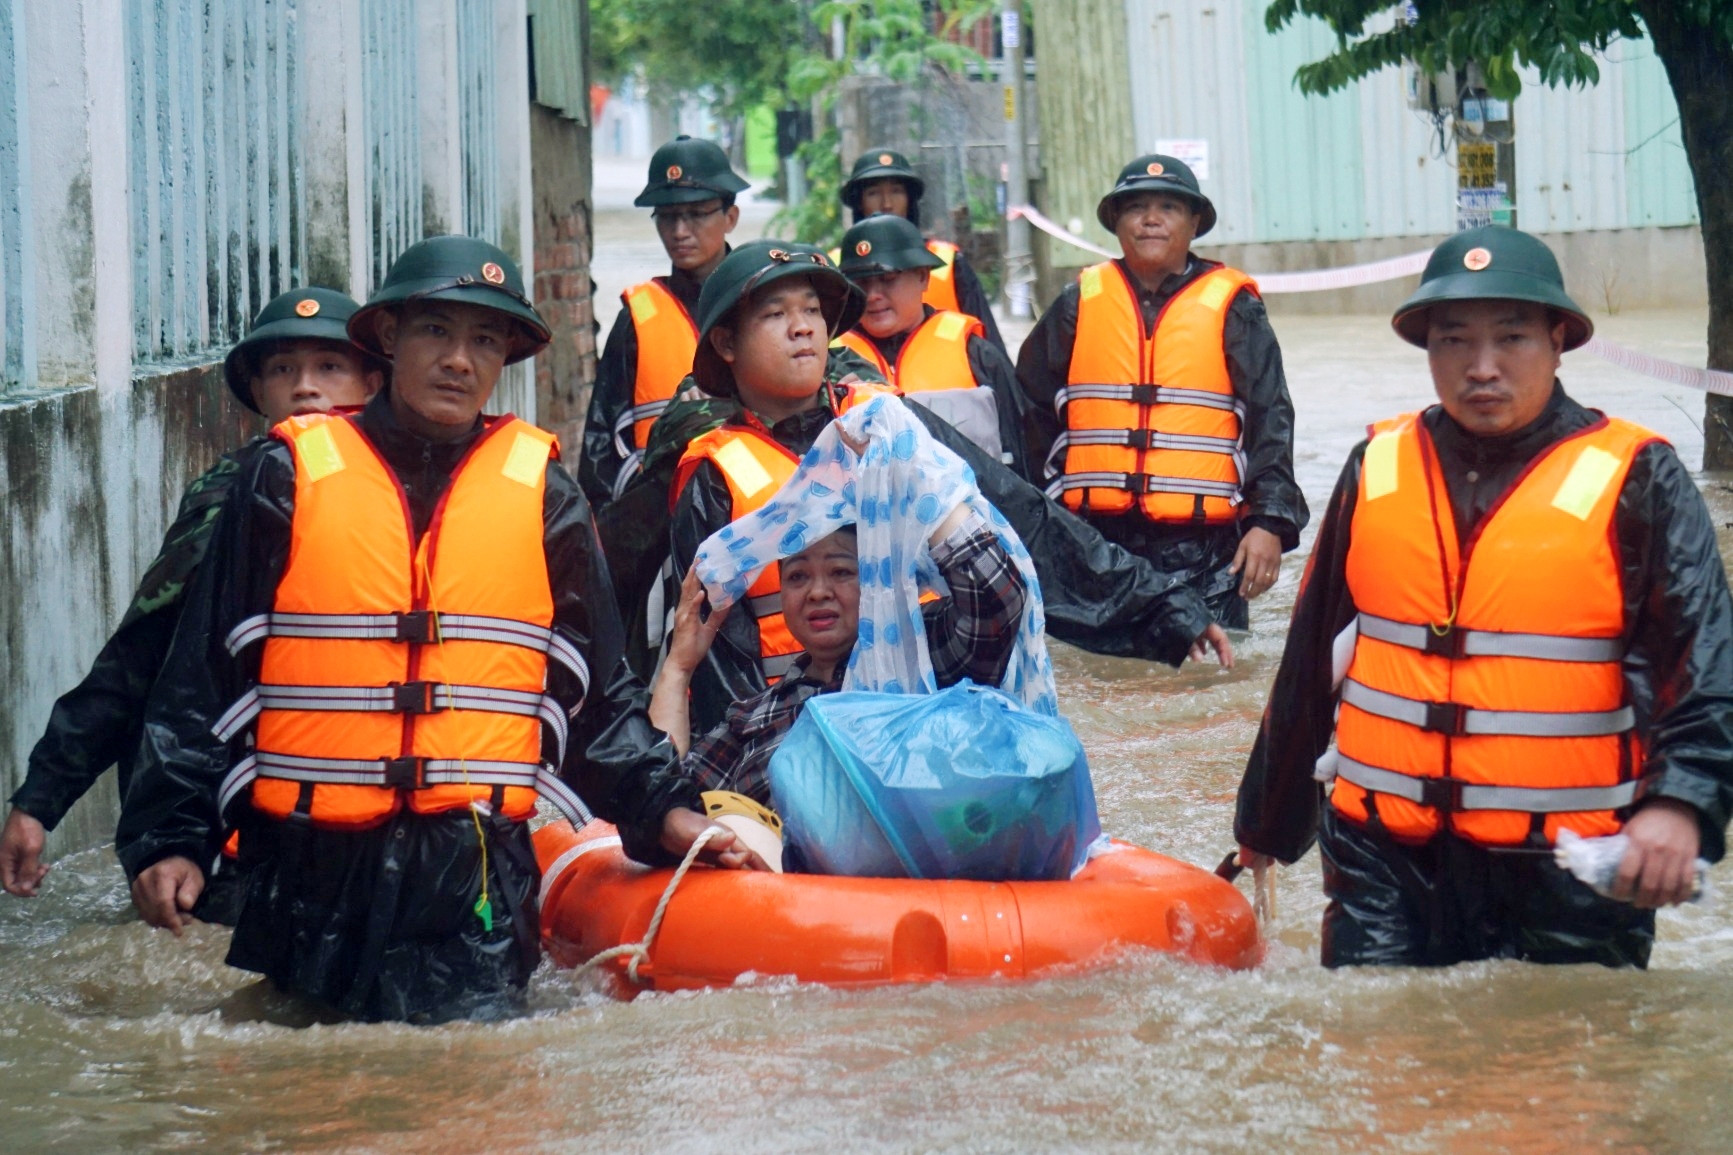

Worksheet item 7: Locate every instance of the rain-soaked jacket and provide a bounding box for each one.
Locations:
[1017,255,1308,628]
[116,392,696,1022]
[662,386,1217,736]
[10,453,242,830]
[1235,386,1733,870]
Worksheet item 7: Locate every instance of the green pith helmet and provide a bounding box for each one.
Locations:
[347,235,550,364]
[635,136,751,208]
[841,148,925,225]
[1392,226,1593,351]
[223,287,374,414]
[837,214,943,279]
[1096,153,1217,237]
[692,240,864,397]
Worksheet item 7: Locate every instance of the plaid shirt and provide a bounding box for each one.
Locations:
[680,511,1026,803]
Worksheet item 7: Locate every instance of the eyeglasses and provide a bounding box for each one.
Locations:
[652,204,727,231]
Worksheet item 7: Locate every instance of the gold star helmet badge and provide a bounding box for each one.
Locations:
[855,240,873,256]
[666,164,683,181]
[481,262,506,285]
[1463,247,1492,271]
[877,153,894,166]
[1146,162,1165,176]
[294,298,320,317]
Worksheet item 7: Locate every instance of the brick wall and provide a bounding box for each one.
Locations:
[531,103,596,451]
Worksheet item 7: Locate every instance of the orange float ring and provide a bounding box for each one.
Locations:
[535,820,1262,995]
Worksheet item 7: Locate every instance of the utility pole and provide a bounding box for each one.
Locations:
[1000,0,1032,318]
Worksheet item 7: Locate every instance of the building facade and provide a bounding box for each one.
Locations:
[1030,0,1703,313]
[1,0,593,855]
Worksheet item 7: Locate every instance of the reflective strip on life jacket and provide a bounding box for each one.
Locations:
[218,753,592,827]
[1055,262,1255,522]
[222,413,576,829]
[1333,411,1662,846]
[617,279,699,458]
[922,240,962,313]
[673,383,886,683]
[227,610,590,692]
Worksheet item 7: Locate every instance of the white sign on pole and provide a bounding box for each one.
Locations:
[1154,138,1209,181]
[1001,11,1020,48]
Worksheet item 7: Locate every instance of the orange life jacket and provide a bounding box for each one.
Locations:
[835,310,981,394]
[921,240,962,313]
[1330,411,1660,846]
[673,383,885,682]
[214,413,592,831]
[612,279,699,495]
[1047,262,1254,523]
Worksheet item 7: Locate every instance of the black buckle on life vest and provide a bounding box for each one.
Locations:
[394,611,436,644]
[391,681,446,715]
[1125,429,1162,450]
[1422,700,1468,736]
[1421,626,1466,660]
[381,756,428,790]
[1418,775,1466,813]
[1128,385,1163,406]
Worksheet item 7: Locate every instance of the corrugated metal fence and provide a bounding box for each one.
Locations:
[1038,0,1699,265]
[456,0,500,244]
[127,0,307,364]
[0,0,33,393]
[364,0,422,288]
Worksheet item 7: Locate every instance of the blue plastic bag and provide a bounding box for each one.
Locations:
[768,682,1102,881]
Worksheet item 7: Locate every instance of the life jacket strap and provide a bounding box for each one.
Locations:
[1341,678,1635,738]
[226,612,588,690]
[1356,612,1627,663]
[760,652,799,681]
[612,399,672,459]
[611,449,645,500]
[1044,472,1243,502]
[1054,382,1244,416]
[1334,753,1643,815]
[219,753,594,826]
[213,683,570,763]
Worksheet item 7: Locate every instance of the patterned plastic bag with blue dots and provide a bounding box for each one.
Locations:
[692,394,1059,714]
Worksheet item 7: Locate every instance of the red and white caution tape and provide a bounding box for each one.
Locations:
[1010,204,1429,294]
[1010,203,1733,396]
[1579,336,1733,398]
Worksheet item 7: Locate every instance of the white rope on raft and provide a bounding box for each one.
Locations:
[1010,204,1733,397]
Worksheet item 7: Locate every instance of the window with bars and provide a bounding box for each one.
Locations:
[126,0,306,364]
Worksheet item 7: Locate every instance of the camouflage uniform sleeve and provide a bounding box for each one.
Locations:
[11,450,248,830]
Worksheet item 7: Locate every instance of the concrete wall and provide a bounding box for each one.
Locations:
[2,0,564,859]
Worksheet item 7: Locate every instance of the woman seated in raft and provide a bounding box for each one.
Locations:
[648,502,1027,808]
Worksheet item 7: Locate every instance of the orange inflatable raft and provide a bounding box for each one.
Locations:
[534,820,1261,994]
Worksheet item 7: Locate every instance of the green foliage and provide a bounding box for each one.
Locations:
[1262,0,1658,99]
[589,0,801,119]
[769,0,991,244]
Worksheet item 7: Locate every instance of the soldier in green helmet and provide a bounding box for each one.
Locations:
[839,148,1007,355]
[579,136,751,508]
[1019,153,1307,634]
[834,213,1033,478]
[2,287,384,903]
[118,236,761,1023]
[666,240,1231,739]
[1235,225,1733,969]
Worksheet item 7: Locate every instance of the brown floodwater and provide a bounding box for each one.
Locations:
[3,312,1729,1152]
